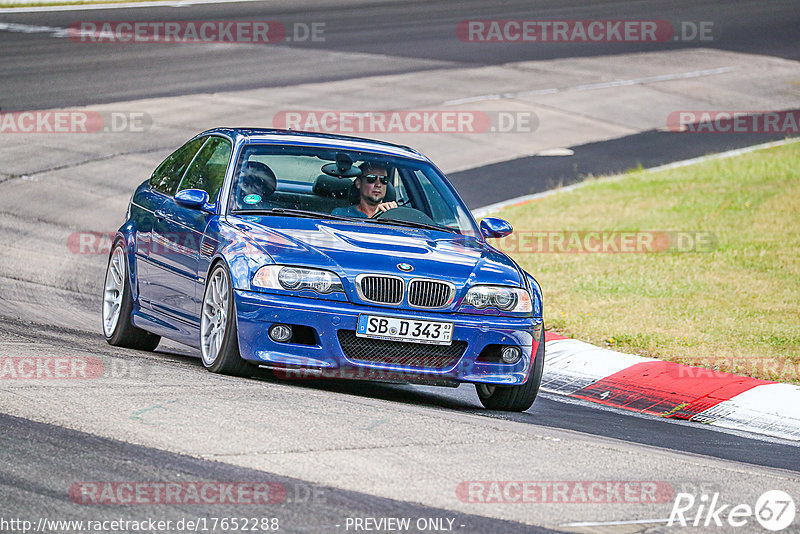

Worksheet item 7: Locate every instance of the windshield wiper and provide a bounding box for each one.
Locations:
[231,208,352,221]
[362,217,460,234]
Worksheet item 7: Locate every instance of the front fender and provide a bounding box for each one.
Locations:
[523,270,544,319]
[111,223,143,302]
[201,218,274,291]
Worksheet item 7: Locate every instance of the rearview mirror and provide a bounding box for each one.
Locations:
[480,217,513,239]
[175,189,215,212]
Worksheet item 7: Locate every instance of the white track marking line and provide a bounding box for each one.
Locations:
[444,66,739,106]
[0,21,70,36]
[535,148,574,156]
[0,0,265,13]
[563,519,671,527]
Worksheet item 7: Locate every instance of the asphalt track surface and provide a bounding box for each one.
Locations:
[1,316,799,531]
[0,0,798,111]
[1,412,557,534]
[451,130,798,208]
[1,1,799,532]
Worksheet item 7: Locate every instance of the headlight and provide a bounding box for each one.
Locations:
[461,285,532,314]
[253,265,344,295]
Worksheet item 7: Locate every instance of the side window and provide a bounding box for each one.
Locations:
[149,137,206,196]
[179,137,233,201]
[413,169,471,231]
[414,169,450,222]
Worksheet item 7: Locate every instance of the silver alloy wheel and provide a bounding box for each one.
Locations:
[201,268,229,366]
[477,384,496,397]
[102,246,126,337]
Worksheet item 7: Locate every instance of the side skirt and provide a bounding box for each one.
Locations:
[132,306,201,349]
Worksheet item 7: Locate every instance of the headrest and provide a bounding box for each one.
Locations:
[313,174,352,198]
[242,161,276,181]
[238,161,277,206]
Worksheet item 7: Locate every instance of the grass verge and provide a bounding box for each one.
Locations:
[491,140,800,383]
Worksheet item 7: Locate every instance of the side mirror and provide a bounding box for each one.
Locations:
[175,189,215,212]
[480,217,513,239]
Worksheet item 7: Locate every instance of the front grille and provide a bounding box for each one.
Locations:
[358,275,404,305]
[408,279,454,308]
[337,330,467,369]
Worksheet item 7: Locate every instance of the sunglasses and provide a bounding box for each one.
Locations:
[363,174,389,185]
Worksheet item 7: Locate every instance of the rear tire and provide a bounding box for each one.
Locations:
[102,243,161,351]
[200,263,253,377]
[476,324,545,412]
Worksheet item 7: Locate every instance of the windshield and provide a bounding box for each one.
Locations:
[227,145,478,236]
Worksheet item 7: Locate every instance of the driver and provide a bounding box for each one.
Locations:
[332,162,398,218]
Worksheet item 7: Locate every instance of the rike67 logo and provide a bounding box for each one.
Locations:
[669,490,796,531]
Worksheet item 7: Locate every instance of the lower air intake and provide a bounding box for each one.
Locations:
[337,330,467,369]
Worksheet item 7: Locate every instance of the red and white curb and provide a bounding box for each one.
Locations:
[542,332,800,441]
[470,140,800,441]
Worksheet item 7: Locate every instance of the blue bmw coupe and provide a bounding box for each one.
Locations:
[103,128,544,411]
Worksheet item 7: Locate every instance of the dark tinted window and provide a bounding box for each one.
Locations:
[150,137,206,196]
[179,137,232,201]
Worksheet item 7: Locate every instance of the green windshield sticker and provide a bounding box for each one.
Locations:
[243,194,261,204]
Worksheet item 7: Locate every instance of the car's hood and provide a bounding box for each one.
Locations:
[227,215,522,288]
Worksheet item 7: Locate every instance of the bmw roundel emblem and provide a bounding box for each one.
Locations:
[397,263,413,272]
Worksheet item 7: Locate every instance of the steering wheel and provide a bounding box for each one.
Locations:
[372,206,438,226]
[371,199,411,218]
[371,207,397,219]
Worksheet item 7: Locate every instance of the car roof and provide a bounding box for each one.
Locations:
[198,128,428,161]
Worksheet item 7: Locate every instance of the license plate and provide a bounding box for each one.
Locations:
[356,315,453,346]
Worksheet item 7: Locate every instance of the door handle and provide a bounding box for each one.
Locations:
[154,210,166,220]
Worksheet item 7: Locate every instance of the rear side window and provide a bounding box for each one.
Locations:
[179,137,233,201]
[150,137,206,196]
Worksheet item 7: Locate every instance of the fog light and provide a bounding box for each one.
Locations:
[501,346,522,364]
[269,324,293,343]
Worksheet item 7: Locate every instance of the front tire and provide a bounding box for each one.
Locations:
[476,324,545,412]
[102,243,161,351]
[200,263,252,377]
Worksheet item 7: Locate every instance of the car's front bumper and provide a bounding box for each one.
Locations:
[234,289,542,386]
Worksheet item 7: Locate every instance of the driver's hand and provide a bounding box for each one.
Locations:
[375,201,398,214]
